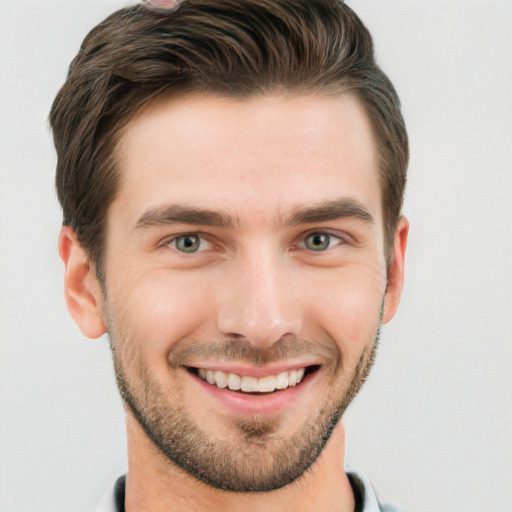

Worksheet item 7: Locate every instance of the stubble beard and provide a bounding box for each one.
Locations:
[108,322,380,493]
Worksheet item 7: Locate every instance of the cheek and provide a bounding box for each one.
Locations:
[303,264,385,366]
[107,270,210,359]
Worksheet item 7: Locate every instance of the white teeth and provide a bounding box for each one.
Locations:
[258,375,277,393]
[241,376,258,392]
[213,370,228,389]
[197,368,308,393]
[276,371,289,389]
[227,373,241,391]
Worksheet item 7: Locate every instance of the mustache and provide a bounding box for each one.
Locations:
[169,336,340,368]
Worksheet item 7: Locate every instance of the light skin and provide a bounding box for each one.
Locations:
[59,92,408,512]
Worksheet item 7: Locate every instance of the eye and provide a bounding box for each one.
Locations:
[302,232,343,251]
[170,234,207,253]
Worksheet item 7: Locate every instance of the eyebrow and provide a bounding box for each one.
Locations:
[134,205,237,230]
[133,198,373,232]
[285,198,374,226]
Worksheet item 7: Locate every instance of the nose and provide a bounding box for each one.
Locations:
[216,249,302,349]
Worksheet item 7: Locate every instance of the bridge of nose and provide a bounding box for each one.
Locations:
[214,243,303,349]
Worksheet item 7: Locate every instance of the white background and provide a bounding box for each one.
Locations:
[0,1,511,511]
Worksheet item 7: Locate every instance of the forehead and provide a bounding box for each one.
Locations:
[113,92,381,228]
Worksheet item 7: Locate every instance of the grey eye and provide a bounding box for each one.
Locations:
[175,234,201,253]
[304,233,331,251]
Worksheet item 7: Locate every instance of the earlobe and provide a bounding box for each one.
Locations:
[58,226,107,339]
[381,217,409,324]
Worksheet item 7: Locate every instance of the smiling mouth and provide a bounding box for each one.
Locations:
[188,366,319,394]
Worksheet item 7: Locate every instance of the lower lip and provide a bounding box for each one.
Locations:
[187,369,317,415]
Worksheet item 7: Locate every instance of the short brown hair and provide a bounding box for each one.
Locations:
[50,0,408,277]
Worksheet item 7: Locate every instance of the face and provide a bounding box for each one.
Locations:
[89,92,405,491]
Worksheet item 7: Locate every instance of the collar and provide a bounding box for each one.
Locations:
[96,467,396,512]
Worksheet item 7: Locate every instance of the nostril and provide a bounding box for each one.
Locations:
[224,333,246,341]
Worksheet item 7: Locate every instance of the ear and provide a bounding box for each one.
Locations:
[58,226,107,339]
[381,216,409,324]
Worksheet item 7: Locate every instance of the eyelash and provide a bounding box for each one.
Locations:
[296,231,345,252]
[162,233,211,253]
[161,230,347,254]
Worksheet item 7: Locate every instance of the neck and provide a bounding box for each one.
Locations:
[124,414,355,512]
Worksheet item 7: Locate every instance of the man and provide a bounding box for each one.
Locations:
[50,0,409,510]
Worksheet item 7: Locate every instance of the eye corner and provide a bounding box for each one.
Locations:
[160,231,227,257]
